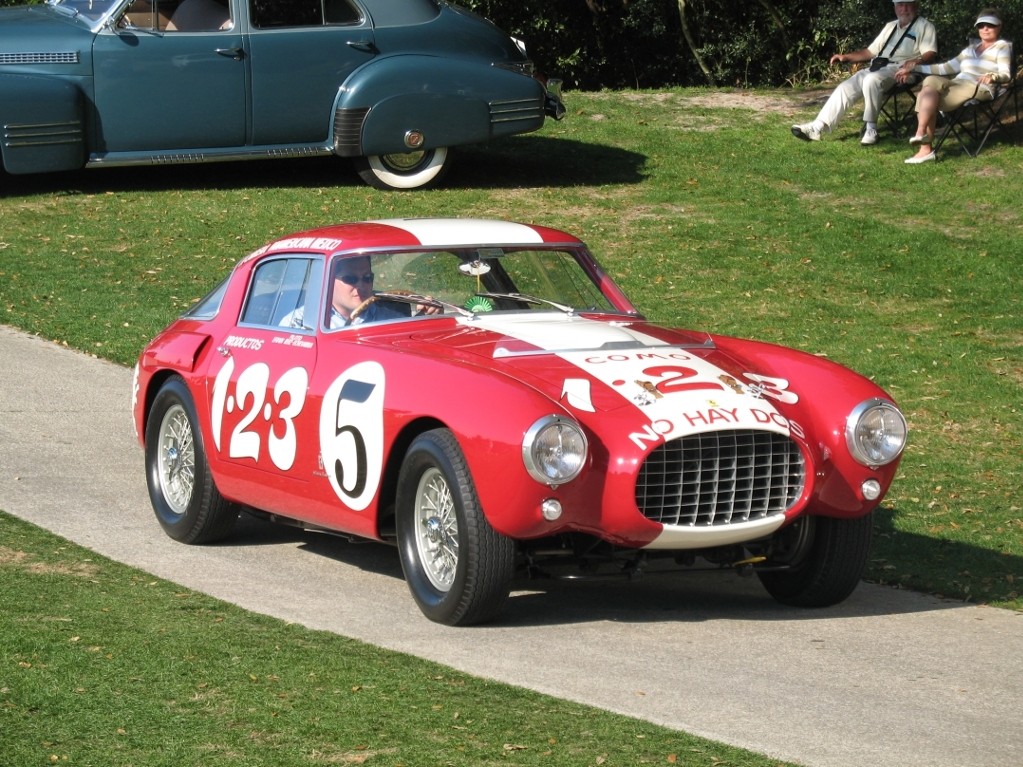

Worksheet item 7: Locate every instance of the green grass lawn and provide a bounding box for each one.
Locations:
[1,86,1020,764]
[0,513,792,767]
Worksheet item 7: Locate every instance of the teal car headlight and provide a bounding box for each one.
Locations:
[846,399,908,467]
[522,415,587,486]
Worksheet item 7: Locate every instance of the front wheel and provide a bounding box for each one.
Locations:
[353,147,450,191]
[757,514,873,607]
[145,376,238,544]
[396,429,514,625]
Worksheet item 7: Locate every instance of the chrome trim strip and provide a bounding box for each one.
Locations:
[3,121,83,147]
[85,145,333,168]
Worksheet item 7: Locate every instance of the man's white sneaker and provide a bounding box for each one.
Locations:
[791,122,822,141]
[861,126,879,145]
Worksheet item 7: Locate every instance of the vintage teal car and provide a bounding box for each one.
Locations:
[0,0,564,189]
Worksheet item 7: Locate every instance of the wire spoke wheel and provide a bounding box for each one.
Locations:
[413,467,459,591]
[156,403,196,516]
[144,376,237,544]
[396,428,514,625]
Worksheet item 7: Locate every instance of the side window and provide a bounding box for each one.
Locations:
[165,0,233,31]
[250,0,361,28]
[241,257,324,330]
[119,0,174,30]
[324,0,361,24]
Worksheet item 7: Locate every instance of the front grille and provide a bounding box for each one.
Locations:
[636,429,804,526]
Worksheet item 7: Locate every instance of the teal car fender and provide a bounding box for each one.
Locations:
[0,73,86,174]
[334,54,547,158]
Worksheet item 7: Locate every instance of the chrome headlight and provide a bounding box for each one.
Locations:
[522,415,587,486]
[845,399,907,467]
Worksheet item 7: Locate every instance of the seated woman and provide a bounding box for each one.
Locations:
[896,8,1012,163]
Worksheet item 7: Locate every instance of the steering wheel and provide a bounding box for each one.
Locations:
[348,289,418,322]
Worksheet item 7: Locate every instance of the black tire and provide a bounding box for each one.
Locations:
[396,429,514,626]
[353,147,450,191]
[145,376,238,544]
[757,514,873,607]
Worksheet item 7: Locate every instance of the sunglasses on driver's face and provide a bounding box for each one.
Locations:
[337,272,374,286]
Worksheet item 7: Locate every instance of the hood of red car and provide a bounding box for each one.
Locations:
[396,313,800,440]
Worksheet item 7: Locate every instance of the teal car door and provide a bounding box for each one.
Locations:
[91,17,246,152]
[246,0,374,145]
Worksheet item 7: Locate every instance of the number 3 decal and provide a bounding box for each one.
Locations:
[319,361,386,512]
[210,358,309,471]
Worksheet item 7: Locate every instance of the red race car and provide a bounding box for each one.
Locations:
[133,219,907,625]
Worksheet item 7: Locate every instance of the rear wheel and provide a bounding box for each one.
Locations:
[353,147,450,191]
[396,429,514,625]
[757,514,873,607]
[145,376,238,544]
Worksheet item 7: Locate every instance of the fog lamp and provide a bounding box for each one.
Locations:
[861,479,882,501]
[541,499,563,521]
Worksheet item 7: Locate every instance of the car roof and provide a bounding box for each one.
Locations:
[248,219,584,260]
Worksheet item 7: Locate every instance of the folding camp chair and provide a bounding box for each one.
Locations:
[932,45,1020,157]
[879,79,921,137]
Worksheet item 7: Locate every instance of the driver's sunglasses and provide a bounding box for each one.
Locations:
[337,272,374,286]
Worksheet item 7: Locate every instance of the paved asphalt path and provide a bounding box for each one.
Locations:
[1,324,1021,767]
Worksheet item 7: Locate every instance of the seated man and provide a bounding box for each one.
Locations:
[281,257,418,330]
[792,0,937,146]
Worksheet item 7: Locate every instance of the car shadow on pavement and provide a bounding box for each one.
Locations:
[226,510,977,628]
[0,137,644,197]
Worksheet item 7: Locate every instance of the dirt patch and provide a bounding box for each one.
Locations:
[616,88,832,116]
[0,545,101,578]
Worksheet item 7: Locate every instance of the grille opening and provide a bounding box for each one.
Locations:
[636,429,804,526]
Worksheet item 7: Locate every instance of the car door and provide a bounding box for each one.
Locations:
[245,0,374,144]
[204,256,323,514]
[91,0,247,152]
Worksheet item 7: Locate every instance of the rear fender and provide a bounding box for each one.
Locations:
[0,74,86,174]
[334,55,546,157]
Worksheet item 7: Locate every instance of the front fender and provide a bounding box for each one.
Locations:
[334,55,547,157]
[0,73,86,174]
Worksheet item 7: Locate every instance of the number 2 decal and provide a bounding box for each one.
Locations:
[319,361,386,512]
[210,358,309,471]
[642,365,725,395]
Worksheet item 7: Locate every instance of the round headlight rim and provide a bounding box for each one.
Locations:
[845,398,908,468]
[521,414,588,487]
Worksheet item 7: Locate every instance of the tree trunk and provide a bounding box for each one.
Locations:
[676,0,717,86]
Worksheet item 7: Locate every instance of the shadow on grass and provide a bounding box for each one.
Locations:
[869,505,1022,606]
[224,507,1001,628]
[0,136,646,198]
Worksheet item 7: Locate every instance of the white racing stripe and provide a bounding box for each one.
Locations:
[463,314,798,443]
[371,218,546,247]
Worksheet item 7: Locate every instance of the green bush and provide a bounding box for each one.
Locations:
[2,0,1020,87]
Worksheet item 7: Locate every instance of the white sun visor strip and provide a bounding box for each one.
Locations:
[371,219,546,247]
